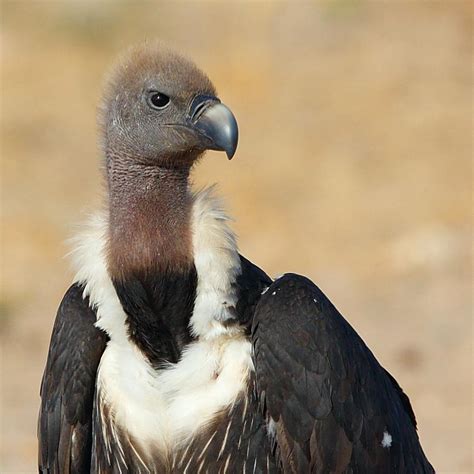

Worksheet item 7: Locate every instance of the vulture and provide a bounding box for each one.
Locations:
[38,43,434,474]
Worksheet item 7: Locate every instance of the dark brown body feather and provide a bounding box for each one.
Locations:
[38,285,108,474]
[252,274,433,473]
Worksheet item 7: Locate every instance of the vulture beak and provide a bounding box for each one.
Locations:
[189,95,238,159]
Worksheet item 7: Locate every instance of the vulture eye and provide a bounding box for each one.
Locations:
[148,92,170,110]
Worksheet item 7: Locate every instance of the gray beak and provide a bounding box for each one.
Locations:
[189,95,239,159]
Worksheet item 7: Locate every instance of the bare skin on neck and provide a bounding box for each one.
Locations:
[106,151,195,281]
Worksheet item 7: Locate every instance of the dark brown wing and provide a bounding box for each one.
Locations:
[251,273,434,473]
[38,284,108,474]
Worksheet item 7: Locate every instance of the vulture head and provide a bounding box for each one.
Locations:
[100,43,239,169]
[101,43,240,279]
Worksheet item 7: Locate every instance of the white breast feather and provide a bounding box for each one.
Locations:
[191,186,242,339]
[70,186,252,455]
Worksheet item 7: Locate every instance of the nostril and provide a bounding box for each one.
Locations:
[192,101,209,121]
[189,94,220,122]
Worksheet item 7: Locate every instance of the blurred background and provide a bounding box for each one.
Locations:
[1,1,472,472]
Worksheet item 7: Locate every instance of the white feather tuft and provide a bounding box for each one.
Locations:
[69,212,129,343]
[381,430,392,448]
[190,186,242,339]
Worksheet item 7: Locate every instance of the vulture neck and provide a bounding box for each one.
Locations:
[105,153,198,365]
[106,156,194,279]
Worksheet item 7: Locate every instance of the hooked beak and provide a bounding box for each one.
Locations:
[188,95,239,159]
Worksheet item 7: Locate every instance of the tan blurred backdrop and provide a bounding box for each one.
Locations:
[1,1,472,472]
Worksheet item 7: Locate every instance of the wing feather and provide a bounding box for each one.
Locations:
[38,284,108,474]
[251,273,434,473]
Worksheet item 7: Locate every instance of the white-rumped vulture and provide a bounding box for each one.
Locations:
[38,43,434,473]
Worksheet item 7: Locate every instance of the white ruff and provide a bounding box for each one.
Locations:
[190,186,242,339]
[70,187,252,456]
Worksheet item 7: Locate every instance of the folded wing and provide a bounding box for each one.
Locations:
[252,273,434,473]
[38,285,107,474]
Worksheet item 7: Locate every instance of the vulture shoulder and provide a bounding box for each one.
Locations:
[38,284,108,474]
[251,273,434,473]
[236,254,273,327]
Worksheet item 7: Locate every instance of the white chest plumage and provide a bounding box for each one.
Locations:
[96,334,252,453]
[70,187,253,455]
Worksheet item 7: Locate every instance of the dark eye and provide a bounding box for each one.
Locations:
[148,92,170,109]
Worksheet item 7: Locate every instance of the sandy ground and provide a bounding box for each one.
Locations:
[1,2,472,472]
